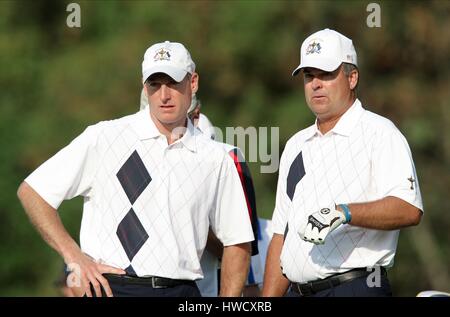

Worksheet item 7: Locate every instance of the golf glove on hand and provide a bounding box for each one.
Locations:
[299,204,346,245]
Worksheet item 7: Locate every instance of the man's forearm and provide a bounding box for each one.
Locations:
[262,234,289,296]
[339,196,422,230]
[219,242,251,297]
[17,181,81,262]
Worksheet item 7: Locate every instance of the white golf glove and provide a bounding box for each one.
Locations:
[299,204,346,245]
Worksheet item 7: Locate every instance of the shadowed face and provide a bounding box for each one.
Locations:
[303,65,357,124]
[144,72,198,132]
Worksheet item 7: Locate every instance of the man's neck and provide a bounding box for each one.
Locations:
[150,114,187,145]
[317,97,356,135]
[317,116,342,135]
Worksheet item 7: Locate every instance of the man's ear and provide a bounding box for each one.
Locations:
[191,72,199,94]
[349,70,358,90]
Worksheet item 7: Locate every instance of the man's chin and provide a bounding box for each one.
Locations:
[308,101,329,113]
[160,118,188,128]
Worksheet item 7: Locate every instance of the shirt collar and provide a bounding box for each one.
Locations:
[133,105,162,140]
[133,105,197,152]
[303,124,320,141]
[177,118,198,152]
[304,98,364,140]
[332,99,364,137]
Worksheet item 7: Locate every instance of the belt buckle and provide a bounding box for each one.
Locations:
[151,277,166,289]
[298,284,305,296]
[293,283,307,296]
[299,282,315,296]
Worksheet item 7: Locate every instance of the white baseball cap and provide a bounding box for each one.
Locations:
[142,41,196,83]
[292,28,357,76]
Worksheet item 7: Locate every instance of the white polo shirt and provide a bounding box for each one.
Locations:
[271,99,423,283]
[25,106,254,280]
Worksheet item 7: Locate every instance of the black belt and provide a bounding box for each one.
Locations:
[103,273,193,289]
[291,267,387,296]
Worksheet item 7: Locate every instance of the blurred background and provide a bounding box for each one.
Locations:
[0,0,448,296]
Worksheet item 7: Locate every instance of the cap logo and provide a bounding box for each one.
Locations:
[306,40,322,55]
[154,48,171,62]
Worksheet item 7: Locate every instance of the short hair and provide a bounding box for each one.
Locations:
[342,63,359,92]
[342,63,357,76]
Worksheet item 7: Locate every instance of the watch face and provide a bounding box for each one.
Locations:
[320,208,330,215]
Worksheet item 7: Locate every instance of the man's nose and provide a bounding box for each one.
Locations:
[160,85,171,101]
[311,77,322,90]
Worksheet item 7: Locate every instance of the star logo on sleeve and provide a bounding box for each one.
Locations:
[408,176,415,190]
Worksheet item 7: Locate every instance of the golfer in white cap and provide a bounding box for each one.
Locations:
[18,41,254,297]
[263,29,423,297]
[140,89,262,297]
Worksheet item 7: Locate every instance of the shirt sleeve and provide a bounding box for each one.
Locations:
[25,125,100,210]
[209,154,255,247]
[372,127,423,212]
[270,145,291,235]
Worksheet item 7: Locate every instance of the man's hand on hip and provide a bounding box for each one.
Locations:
[65,252,126,297]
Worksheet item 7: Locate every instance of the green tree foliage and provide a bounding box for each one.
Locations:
[0,0,448,296]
